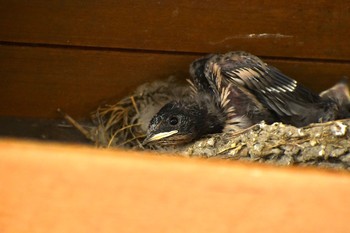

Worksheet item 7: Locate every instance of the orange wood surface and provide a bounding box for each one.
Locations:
[1,139,350,233]
[1,0,350,60]
[1,45,350,119]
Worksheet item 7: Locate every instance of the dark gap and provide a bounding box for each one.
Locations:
[0,116,91,144]
[1,40,350,64]
[0,41,205,57]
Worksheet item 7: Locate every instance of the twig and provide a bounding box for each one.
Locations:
[130,96,140,115]
[107,123,141,147]
[57,108,94,141]
[118,135,146,147]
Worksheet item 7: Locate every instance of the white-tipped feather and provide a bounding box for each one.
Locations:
[226,106,235,114]
[246,68,261,78]
[186,79,198,95]
[221,86,231,106]
[233,68,253,80]
[211,63,222,90]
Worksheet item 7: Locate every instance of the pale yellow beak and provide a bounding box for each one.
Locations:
[142,130,179,145]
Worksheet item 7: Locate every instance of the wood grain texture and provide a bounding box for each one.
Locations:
[0,139,350,233]
[1,45,350,118]
[0,45,196,118]
[1,0,350,60]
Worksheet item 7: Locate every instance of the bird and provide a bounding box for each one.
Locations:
[142,51,350,146]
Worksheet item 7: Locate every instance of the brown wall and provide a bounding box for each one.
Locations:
[1,0,350,118]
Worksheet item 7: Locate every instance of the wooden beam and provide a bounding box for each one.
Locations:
[0,45,196,118]
[1,0,349,60]
[1,139,350,233]
[1,45,350,118]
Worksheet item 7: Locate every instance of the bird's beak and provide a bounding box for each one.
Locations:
[142,130,179,145]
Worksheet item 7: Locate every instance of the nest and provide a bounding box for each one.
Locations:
[62,78,350,171]
[61,77,190,149]
[185,121,350,170]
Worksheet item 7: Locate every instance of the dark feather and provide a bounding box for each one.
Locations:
[144,51,345,146]
[194,51,339,126]
[188,55,213,94]
[215,53,320,115]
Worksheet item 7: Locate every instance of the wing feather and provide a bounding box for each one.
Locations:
[207,52,321,118]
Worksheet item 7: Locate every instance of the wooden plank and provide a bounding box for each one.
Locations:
[1,45,350,118]
[0,0,350,60]
[0,45,196,118]
[0,139,350,233]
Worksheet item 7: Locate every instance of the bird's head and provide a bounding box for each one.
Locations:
[142,100,206,146]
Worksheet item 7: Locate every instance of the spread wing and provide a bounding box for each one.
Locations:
[205,51,322,118]
[189,52,275,130]
[188,54,215,95]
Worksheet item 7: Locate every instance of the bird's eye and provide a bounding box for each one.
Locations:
[169,117,179,126]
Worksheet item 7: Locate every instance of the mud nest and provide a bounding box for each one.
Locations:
[62,78,350,171]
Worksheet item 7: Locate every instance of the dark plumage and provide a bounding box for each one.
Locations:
[143,51,350,145]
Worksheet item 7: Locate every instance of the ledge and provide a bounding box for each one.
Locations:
[1,139,350,232]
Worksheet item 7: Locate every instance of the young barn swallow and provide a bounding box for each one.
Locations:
[143,51,350,145]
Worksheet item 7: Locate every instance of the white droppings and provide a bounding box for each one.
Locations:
[259,121,267,128]
[209,33,293,44]
[310,140,317,146]
[298,128,305,136]
[253,143,263,151]
[206,138,215,146]
[331,122,348,136]
[245,33,293,39]
[319,145,326,156]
